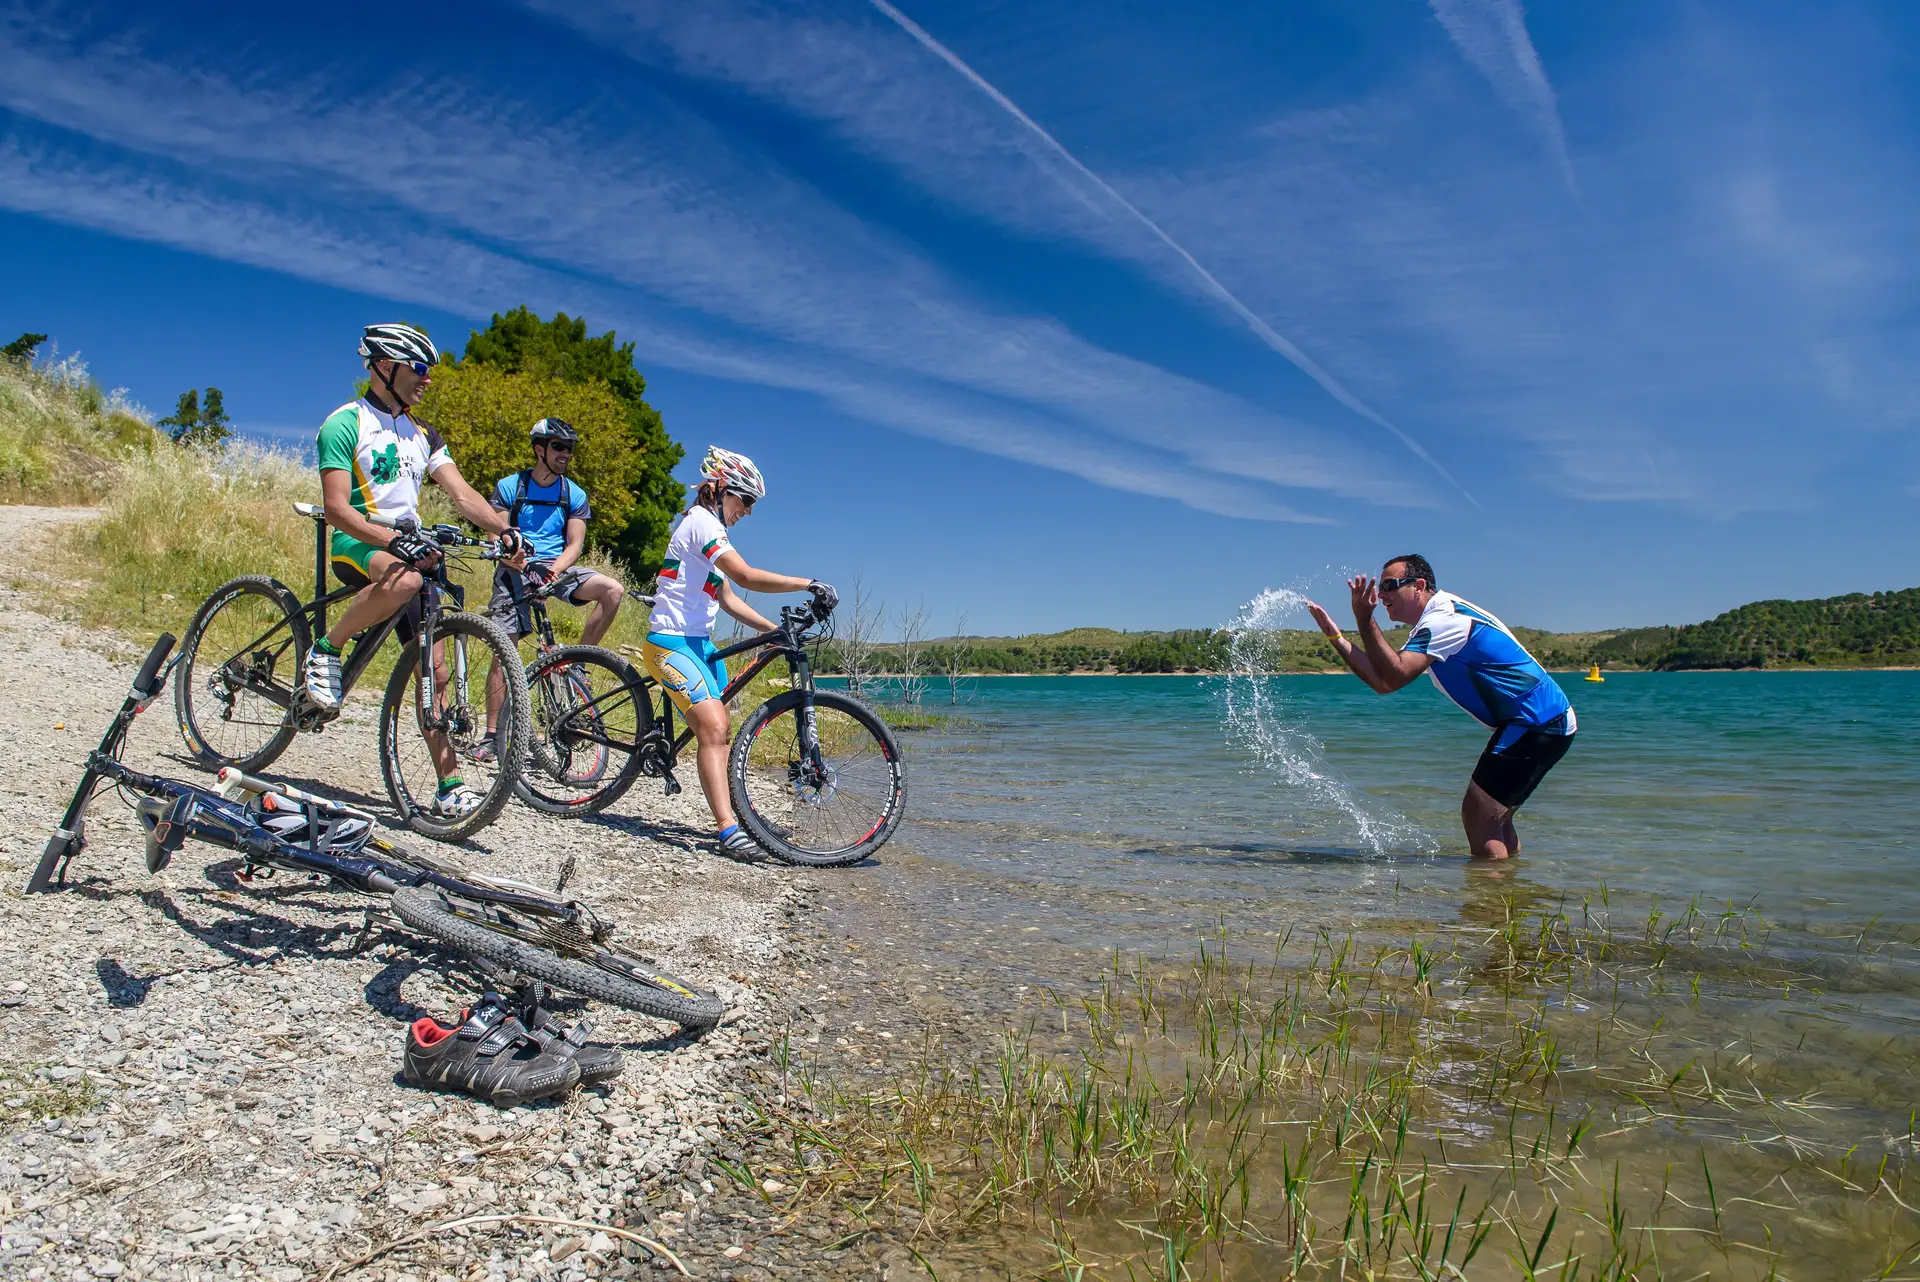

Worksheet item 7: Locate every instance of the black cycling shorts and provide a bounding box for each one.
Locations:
[1471,725,1574,809]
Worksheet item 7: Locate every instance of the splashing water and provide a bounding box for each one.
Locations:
[1220,587,1436,855]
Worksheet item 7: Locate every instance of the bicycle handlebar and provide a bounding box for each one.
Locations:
[132,632,175,700]
[364,512,512,558]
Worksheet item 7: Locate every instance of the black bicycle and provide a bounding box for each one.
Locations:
[172,504,530,842]
[531,594,908,866]
[486,570,638,818]
[35,634,722,1031]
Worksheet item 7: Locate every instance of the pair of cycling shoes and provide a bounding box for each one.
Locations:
[403,991,624,1107]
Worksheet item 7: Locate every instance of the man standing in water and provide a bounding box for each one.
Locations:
[1305,555,1575,860]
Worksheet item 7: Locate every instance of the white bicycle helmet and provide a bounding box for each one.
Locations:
[700,445,766,501]
[358,323,439,368]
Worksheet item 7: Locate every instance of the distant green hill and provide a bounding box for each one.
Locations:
[825,586,1920,676]
[1596,588,1920,670]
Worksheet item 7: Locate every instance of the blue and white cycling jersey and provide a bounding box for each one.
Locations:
[1403,592,1576,737]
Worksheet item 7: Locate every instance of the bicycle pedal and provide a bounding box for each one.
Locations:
[662,771,682,797]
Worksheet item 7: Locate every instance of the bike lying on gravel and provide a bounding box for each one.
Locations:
[537,593,908,867]
[172,503,529,842]
[36,633,722,1032]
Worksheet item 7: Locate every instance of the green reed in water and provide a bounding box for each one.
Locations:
[730,889,1920,1278]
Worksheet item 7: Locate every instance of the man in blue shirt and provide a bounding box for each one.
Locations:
[1306,554,1575,860]
[478,417,627,758]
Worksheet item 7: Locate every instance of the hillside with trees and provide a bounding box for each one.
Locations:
[820,587,1920,679]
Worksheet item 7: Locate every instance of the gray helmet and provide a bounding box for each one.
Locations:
[358,323,438,368]
[531,417,578,445]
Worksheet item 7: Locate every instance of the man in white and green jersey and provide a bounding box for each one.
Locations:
[305,323,527,819]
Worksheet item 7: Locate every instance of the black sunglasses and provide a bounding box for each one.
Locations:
[727,489,757,509]
[541,442,575,454]
[1379,575,1424,592]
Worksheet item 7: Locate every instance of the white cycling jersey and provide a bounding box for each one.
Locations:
[647,505,733,637]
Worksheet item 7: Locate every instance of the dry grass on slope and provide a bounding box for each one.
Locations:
[0,352,161,505]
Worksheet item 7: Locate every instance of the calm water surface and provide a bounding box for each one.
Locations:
[885,671,1920,953]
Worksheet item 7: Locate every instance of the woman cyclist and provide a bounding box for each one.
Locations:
[643,447,836,856]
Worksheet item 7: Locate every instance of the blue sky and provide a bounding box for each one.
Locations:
[3,0,1916,635]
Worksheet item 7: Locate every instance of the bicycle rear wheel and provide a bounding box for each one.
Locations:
[174,575,308,772]
[378,612,528,842]
[390,885,723,1031]
[517,645,649,817]
[728,689,907,867]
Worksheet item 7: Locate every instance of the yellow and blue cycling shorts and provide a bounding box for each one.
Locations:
[642,632,729,714]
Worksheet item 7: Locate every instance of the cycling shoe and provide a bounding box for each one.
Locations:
[303,648,343,710]
[403,995,581,1107]
[432,784,486,819]
[518,1001,624,1088]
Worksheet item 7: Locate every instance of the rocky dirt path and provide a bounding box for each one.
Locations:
[0,506,863,1281]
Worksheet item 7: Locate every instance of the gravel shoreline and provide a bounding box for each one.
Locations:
[0,506,868,1281]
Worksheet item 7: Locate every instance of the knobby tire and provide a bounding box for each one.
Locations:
[728,689,907,867]
[377,612,529,842]
[390,886,723,1031]
[174,575,308,773]
[516,645,649,818]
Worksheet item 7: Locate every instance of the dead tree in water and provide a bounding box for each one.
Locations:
[895,600,929,705]
[944,611,975,705]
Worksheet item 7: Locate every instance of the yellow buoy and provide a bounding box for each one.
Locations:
[1584,663,1605,683]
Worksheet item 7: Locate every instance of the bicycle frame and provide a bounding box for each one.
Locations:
[204,512,473,726]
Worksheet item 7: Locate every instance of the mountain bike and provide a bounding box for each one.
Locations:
[541,594,909,866]
[172,503,530,842]
[485,570,640,819]
[34,633,722,1031]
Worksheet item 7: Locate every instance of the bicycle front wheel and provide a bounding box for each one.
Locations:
[378,612,528,842]
[517,645,649,817]
[174,575,308,772]
[390,886,724,1031]
[728,689,907,867]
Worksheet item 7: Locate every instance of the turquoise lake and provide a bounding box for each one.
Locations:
[876,671,1920,955]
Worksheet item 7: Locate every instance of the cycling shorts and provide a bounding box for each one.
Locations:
[1471,725,1574,809]
[329,530,383,579]
[642,632,728,713]
[330,534,422,645]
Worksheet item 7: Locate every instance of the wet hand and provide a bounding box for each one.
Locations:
[1348,575,1379,618]
[1304,600,1343,640]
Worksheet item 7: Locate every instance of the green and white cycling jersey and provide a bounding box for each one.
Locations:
[315,398,453,524]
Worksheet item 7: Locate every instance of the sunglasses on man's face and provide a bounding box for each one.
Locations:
[1378,575,1423,592]
[395,360,432,378]
[542,442,575,455]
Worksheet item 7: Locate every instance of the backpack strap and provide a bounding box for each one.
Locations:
[506,470,577,528]
[506,468,534,529]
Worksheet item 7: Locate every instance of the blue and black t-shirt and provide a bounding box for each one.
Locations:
[1403,592,1576,736]
[490,471,591,563]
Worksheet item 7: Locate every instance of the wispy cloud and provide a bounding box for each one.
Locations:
[865,0,1475,505]
[0,10,1430,520]
[1427,0,1577,195]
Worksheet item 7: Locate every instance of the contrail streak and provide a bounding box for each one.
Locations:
[868,0,1476,505]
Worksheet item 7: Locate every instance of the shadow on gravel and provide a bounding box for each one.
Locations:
[95,958,156,1007]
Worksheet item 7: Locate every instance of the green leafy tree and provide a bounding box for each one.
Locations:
[158,390,199,440]
[2,333,47,366]
[413,363,641,551]
[158,388,234,448]
[456,308,682,570]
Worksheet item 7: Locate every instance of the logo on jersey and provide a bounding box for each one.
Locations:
[369,443,401,485]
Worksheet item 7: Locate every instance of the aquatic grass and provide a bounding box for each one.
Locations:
[738,891,1920,1277]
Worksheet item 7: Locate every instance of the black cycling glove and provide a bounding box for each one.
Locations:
[498,528,529,559]
[808,580,839,613]
[387,533,435,568]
